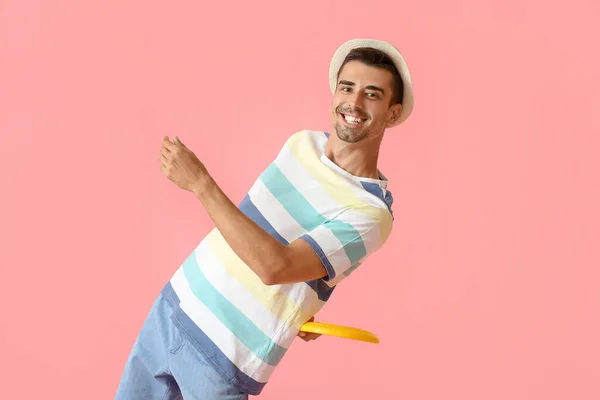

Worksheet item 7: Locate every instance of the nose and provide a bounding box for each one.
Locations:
[347,90,365,111]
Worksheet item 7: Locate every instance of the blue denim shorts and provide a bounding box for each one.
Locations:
[114,293,249,400]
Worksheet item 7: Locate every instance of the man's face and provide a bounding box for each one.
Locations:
[331,60,402,143]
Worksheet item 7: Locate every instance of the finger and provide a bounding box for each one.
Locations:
[300,333,321,341]
[160,146,171,159]
[174,136,186,148]
[160,163,168,175]
[162,136,176,152]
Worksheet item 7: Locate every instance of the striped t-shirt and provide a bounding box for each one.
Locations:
[161,130,394,395]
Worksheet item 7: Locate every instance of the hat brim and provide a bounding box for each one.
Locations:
[329,38,414,125]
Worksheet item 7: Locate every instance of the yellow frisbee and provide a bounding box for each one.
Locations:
[299,322,380,344]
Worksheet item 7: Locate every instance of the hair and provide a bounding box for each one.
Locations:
[337,47,404,105]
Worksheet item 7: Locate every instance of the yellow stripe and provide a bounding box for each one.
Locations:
[287,132,393,245]
[205,229,314,329]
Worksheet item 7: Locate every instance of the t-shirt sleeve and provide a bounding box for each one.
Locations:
[299,208,393,283]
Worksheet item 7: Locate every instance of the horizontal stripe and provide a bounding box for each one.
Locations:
[205,230,316,327]
[168,269,278,383]
[161,283,266,395]
[286,131,393,245]
[260,163,326,231]
[247,179,304,244]
[274,145,346,217]
[333,210,383,256]
[239,195,289,245]
[194,239,289,340]
[181,252,288,366]
[260,163,367,264]
[324,219,367,263]
[275,143,384,256]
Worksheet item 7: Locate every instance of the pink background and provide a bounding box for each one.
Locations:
[1,1,599,399]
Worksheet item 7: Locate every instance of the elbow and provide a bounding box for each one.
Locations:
[259,266,283,286]
[259,272,279,286]
[258,249,290,286]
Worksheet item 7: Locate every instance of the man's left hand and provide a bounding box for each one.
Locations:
[298,317,322,342]
[159,136,208,194]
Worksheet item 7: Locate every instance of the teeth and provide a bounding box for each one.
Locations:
[344,115,362,124]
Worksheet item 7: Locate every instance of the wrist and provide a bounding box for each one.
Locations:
[191,174,215,199]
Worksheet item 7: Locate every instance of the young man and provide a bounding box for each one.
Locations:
[115,38,414,399]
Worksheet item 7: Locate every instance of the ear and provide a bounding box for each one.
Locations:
[386,104,403,128]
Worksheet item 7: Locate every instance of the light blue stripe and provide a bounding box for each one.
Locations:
[260,164,325,230]
[260,163,367,263]
[182,253,287,367]
[327,219,367,263]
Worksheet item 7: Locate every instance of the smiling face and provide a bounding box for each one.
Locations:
[331,60,403,144]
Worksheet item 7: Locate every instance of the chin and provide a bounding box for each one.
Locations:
[334,123,369,143]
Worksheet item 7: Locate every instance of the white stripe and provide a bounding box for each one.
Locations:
[248,179,305,243]
[275,146,344,220]
[170,268,276,383]
[276,282,326,322]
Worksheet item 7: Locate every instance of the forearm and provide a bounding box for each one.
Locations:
[160,136,327,285]
[192,175,288,284]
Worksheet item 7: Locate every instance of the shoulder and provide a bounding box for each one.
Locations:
[359,182,394,218]
[281,130,327,147]
[273,130,327,161]
[346,184,395,246]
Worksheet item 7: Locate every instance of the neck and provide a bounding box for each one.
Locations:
[324,130,383,180]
